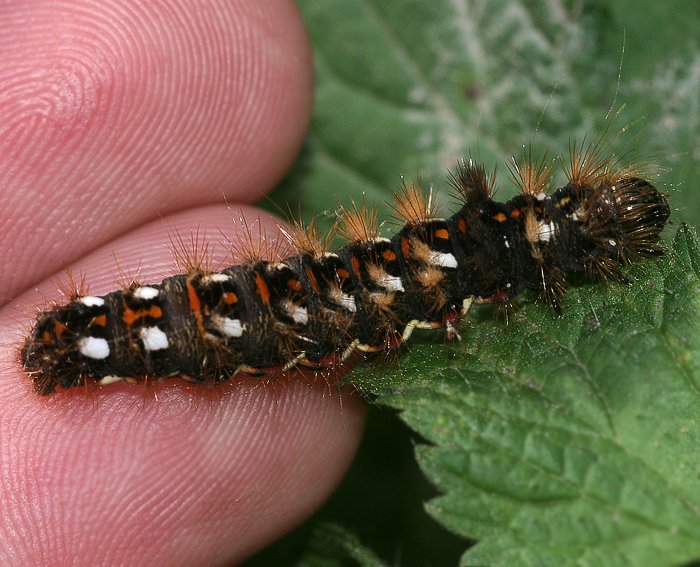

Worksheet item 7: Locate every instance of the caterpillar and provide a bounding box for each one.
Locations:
[20,146,670,395]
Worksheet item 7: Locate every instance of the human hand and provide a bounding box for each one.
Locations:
[0,1,366,564]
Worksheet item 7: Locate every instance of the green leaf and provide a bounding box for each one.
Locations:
[300,524,389,567]
[284,0,700,230]
[350,225,700,566]
[263,1,700,565]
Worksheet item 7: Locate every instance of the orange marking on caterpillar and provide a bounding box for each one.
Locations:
[434,228,449,239]
[305,265,320,293]
[123,305,163,327]
[351,256,361,278]
[493,212,507,222]
[401,237,410,258]
[186,280,205,334]
[255,272,271,304]
[382,249,397,262]
[54,321,67,339]
[92,314,107,327]
[222,292,238,304]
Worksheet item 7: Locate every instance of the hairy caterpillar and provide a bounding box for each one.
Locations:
[20,146,670,395]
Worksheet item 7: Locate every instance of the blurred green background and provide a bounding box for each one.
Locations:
[247,1,700,565]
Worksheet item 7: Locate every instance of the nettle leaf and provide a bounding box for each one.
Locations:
[352,226,700,566]
[268,1,700,565]
[286,0,700,229]
[300,524,387,567]
[283,0,611,238]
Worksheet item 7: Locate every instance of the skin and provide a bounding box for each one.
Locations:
[0,1,366,565]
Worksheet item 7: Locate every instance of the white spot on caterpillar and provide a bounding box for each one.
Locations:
[133,286,159,300]
[99,375,124,386]
[367,263,404,293]
[139,326,169,351]
[328,286,357,313]
[78,336,110,359]
[340,293,357,312]
[538,221,556,242]
[281,300,309,325]
[291,306,308,325]
[78,296,105,307]
[202,273,231,284]
[211,314,245,338]
[429,251,458,268]
[377,274,404,292]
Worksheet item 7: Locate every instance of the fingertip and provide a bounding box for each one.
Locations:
[0,204,367,565]
[0,0,313,297]
[0,365,365,565]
